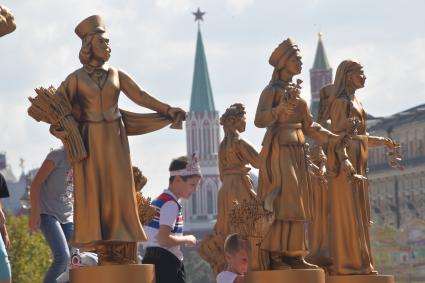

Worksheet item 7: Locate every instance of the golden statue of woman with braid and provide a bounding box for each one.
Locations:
[215,103,259,236]
[319,60,398,275]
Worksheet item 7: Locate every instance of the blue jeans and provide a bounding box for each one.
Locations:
[0,233,11,280]
[40,214,73,283]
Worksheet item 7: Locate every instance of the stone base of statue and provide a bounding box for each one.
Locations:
[326,275,394,283]
[70,264,156,283]
[245,269,325,283]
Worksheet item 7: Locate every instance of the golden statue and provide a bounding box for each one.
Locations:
[29,15,186,283]
[199,103,259,275]
[215,103,259,235]
[254,37,343,272]
[0,4,16,37]
[62,14,184,251]
[318,60,399,278]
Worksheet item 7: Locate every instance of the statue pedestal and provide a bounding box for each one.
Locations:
[326,275,395,283]
[245,269,325,283]
[70,264,155,283]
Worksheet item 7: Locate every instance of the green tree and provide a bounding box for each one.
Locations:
[184,250,215,283]
[6,214,51,283]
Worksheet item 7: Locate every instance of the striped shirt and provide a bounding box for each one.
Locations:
[143,190,184,260]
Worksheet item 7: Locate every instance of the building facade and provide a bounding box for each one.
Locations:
[367,104,425,228]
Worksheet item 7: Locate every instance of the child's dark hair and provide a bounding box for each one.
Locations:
[169,156,201,184]
[224,233,249,255]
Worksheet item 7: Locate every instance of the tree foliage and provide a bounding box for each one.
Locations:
[6,214,51,283]
[184,250,215,283]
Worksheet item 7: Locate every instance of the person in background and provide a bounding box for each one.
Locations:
[29,148,73,283]
[142,155,202,283]
[216,233,249,283]
[0,173,11,283]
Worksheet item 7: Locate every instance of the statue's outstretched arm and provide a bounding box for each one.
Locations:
[118,69,170,115]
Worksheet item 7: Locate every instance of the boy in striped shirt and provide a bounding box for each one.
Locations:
[143,155,202,283]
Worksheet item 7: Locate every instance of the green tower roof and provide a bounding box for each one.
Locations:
[190,29,215,112]
[312,33,331,70]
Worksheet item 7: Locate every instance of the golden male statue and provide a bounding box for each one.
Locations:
[55,15,185,262]
[255,38,342,270]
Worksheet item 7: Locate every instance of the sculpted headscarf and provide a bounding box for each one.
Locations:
[317,60,362,124]
[334,60,363,98]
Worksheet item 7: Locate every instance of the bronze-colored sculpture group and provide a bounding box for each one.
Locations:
[203,37,400,283]
[21,12,401,283]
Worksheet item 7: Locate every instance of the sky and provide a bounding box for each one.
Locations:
[0,0,424,198]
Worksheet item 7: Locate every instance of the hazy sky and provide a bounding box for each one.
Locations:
[1,0,424,197]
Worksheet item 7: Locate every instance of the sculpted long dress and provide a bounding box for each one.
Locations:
[306,145,331,266]
[57,65,170,246]
[215,134,259,235]
[327,93,376,274]
[255,80,336,256]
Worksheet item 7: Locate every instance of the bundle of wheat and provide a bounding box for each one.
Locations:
[136,192,155,225]
[229,198,275,238]
[27,86,86,163]
[132,166,148,192]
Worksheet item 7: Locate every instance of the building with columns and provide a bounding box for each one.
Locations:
[367,104,425,228]
[182,12,221,224]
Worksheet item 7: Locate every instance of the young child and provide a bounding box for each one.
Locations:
[216,233,249,283]
[142,154,202,283]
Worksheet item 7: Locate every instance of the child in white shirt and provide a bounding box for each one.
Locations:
[216,233,249,283]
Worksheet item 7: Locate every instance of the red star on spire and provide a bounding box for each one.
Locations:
[193,8,205,23]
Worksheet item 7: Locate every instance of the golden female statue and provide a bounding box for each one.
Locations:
[198,104,259,275]
[215,103,259,236]
[318,60,397,275]
[255,38,342,270]
[54,15,185,258]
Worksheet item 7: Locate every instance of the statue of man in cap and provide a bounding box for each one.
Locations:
[55,15,185,264]
[255,38,342,270]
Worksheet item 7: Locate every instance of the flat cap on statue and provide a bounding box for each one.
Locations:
[269,37,299,70]
[75,15,105,39]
